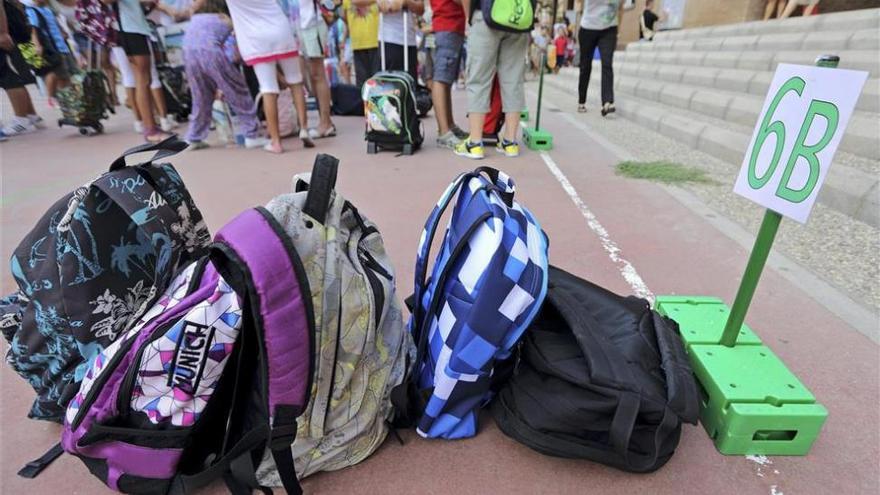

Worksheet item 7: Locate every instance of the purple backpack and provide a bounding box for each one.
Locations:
[24,207,316,494]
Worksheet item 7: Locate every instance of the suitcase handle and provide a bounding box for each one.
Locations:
[378,5,410,73]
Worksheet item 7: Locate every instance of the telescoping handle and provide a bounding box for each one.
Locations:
[378,5,410,73]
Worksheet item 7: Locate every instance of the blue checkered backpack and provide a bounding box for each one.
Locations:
[392,167,549,439]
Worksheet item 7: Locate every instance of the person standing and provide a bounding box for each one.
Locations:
[283,0,336,138]
[226,0,313,153]
[429,0,467,149]
[577,0,622,116]
[343,0,379,87]
[453,0,528,160]
[1,0,44,135]
[181,0,268,149]
[24,0,74,100]
[639,0,665,41]
[375,0,424,81]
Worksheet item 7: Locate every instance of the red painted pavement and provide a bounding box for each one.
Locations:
[1,94,877,494]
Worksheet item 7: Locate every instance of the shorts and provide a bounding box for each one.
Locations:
[0,46,36,89]
[431,31,464,84]
[466,11,527,114]
[252,56,303,93]
[298,21,329,59]
[118,32,151,56]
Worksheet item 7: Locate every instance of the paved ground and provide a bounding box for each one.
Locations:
[1,87,878,494]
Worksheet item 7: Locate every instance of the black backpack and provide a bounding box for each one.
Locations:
[0,137,210,422]
[492,266,700,473]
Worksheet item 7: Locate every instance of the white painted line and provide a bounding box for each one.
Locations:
[538,151,654,302]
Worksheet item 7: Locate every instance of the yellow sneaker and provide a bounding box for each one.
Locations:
[454,139,485,160]
[496,139,520,157]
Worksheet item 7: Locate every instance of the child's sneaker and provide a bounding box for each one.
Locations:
[28,115,46,129]
[436,130,461,149]
[160,116,178,132]
[451,125,469,140]
[2,117,36,136]
[496,139,520,157]
[244,136,270,149]
[186,140,210,150]
[454,139,485,160]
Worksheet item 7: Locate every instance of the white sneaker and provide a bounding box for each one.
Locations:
[28,115,46,129]
[244,136,270,149]
[133,120,144,133]
[160,117,177,132]
[2,117,36,136]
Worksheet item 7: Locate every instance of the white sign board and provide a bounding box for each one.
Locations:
[733,63,867,224]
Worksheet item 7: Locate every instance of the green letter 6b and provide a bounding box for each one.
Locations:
[748,77,805,189]
[776,99,839,203]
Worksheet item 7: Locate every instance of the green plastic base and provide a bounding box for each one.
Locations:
[655,296,828,456]
[523,127,553,150]
[655,296,761,346]
[520,110,530,121]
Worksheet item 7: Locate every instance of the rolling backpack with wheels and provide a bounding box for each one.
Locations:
[46,208,316,495]
[0,137,210,423]
[363,10,423,155]
[254,155,414,484]
[491,266,700,473]
[392,167,549,439]
[57,42,115,135]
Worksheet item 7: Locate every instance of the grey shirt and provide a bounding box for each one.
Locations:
[117,0,153,36]
[580,0,621,30]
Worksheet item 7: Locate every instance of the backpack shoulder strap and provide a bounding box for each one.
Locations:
[211,207,315,495]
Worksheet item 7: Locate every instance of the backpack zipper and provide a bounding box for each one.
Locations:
[71,332,140,430]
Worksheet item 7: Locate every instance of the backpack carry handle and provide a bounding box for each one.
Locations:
[474,166,515,207]
[109,135,189,171]
[302,153,339,225]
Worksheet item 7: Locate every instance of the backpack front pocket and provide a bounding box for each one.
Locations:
[117,280,242,428]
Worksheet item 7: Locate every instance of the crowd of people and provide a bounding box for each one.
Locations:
[2,0,804,156]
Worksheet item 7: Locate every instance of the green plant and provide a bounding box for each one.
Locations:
[615,160,715,185]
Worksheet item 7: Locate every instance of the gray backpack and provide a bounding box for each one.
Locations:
[253,155,414,483]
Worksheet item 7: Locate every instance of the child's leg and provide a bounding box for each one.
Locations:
[212,55,260,138]
[465,14,502,143]
[183,58,216,142]
[277,57,309,132]
[148,47,169,119]
[253,61,282,146]
[498,31,529,142]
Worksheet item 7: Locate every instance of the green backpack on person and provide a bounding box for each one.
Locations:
[480,0,536,33]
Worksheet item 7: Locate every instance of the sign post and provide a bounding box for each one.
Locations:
[523,0,557,151]
[654,55,867,455]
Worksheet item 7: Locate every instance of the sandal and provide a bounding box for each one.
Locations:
[300,129,315,148]
[309,124,337,139]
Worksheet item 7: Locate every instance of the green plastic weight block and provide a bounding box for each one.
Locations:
[689,344,827,455]
[656,295,827,455]
[655,295,762,347]
[520,110,530,121]
[523,126,553,150]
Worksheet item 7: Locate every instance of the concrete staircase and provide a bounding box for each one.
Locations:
[548,8,880,227]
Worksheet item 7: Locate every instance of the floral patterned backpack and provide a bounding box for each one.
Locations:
[75,0,118,46]
[0,137,210,422]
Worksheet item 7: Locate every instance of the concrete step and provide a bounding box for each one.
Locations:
[543,74,880,227]
[630,27,878,53]
[615,62,880,114]
[555,68,880,161]
[616,49,880,76]
[654,8,880,42]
